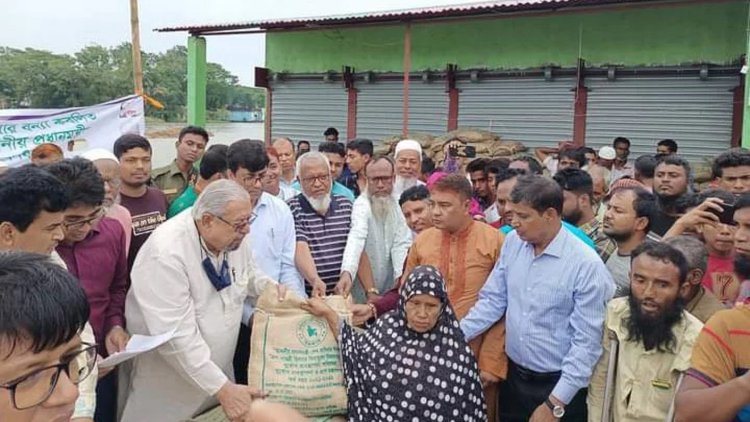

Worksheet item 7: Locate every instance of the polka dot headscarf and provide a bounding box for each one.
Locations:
[340,265,487,421]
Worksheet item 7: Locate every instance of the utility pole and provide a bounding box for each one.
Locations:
[129,0,144,95]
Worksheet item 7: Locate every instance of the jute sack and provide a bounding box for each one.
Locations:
[248,286,351,417]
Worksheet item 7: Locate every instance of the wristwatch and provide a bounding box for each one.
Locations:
[367,287,379,295]
[545,398,565,418]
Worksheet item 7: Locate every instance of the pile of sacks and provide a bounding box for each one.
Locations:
[377,128,527,162]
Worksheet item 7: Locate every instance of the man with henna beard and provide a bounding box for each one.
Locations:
[588,242,703,422]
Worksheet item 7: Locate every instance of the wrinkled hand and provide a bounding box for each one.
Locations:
[300,297,334,318]
[217,382,266,422]
[334,273,352,298]
[310,278,327,298]
[479,371,501,388]
[529,403,558,422]
[105,326,129,356]
[676,198,723,230]
[351,304,374,326]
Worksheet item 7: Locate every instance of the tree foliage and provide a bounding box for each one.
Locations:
[0,43,265,121]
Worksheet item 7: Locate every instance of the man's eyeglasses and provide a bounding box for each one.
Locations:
[64,207,104,230]
[301,174,330,185]
[368,175,394,185]
[215,215,251,233]
[0,343,97,410]
[241,172,268,185]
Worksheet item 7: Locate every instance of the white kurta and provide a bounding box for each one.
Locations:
[341,195,412,302]
[121,210,275,422]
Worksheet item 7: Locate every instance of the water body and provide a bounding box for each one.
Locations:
[148,121,264,168]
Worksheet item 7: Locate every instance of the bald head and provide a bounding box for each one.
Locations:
[272,138,295,175]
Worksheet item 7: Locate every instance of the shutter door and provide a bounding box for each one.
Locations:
[356,80,404,143]
[270,79,348,146]
[585,75,737,162]
[408,81,449,135]
[457,77,575,150]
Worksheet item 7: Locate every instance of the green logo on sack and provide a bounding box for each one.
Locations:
[297,317,328,347]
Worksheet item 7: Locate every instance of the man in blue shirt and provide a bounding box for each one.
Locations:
[226,139,304,384]
[461,175,614,421]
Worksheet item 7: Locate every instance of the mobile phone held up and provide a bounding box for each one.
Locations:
[709,199,737,226]
[448,145,477,158]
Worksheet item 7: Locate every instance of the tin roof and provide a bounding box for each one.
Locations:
[155,0,652,34]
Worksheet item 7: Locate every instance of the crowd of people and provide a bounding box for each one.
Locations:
[1,124,750,422]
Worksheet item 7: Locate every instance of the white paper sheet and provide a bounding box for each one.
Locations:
[98,328,176,369]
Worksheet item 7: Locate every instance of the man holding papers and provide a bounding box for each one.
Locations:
[121,180,283,422]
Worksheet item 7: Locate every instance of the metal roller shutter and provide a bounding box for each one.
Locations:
[585,76,737,162]
[457,77,575,150]
[408,81,449,135]
[270,79,348,146]
[356,80,404,143]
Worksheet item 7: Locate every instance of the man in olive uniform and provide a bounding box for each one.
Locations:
[152,126,209,203]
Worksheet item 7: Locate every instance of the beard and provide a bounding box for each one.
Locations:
[304,193,332,215]
[394,175,418,195]
[734,254,750,280]
[369,193,396,222]
[563,208,583,226]
[603,228,633,243]
[626,293,684,352]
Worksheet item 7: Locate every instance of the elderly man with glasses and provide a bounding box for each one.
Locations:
[122,180,285,422]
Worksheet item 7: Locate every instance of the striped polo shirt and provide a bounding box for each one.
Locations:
[287,193,352,294]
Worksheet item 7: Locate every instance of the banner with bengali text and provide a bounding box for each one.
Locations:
[0,95,145,166]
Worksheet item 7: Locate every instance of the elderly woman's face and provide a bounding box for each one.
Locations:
[405,294,442,333]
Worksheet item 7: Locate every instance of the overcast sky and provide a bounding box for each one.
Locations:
[3,0,479,86]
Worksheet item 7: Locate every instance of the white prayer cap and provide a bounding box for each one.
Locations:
[79,148,119,163]
[394,139,422,158]
[598,146,616,160]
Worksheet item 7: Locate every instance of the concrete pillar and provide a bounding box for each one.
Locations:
[187,36,207,127]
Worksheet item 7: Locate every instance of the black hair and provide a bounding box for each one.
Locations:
[583,147,596,155]
[553,168,593,198]
[323,127,339,137]
[431,174,474,201]
[347,139,374,157]
[631,241,689,285]
[466,158,490,175]
[613,137,631,148]
[510,175,563,215]
[697,189,735,207]
[227,139,269,173]
[656,154,691,176]
[487,158,510,174]
[559,147,586,168]
[199,147,229,180]
[712,149,750,178]
[399,185,430,207]
[657,139,678,153]
[318,141,346,157]
[610,186,657,233]
[0,251,89,356]
[298,140,310,149]
[0,166,69,231]
[495,168,526,188]
[45,158,105,208]
[113,133,151,159]
[510,156,543,175]
[178,126,209,144]
[207,144,228,154]
[635,155,658,179]
[421,155,436,176]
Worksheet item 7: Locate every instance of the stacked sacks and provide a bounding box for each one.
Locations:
[381,128,526,163]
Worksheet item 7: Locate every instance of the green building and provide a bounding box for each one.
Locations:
[158,0,748,161]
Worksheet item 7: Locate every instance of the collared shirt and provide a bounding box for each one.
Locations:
[277,183,296,201]
[56,217,129,356]
[500,221,596,250]
[152,159,196,203]
[685,286,726,323]
[341,195,412,301]
[167,185,198,219]
[686,305,750,420]
[288,194,352,294]
[404,221,507,378]
[579,217,617,261]
[587,297,703,422]
[107,203,132,254]
[291,180,355,201]
[338,169,361,198]
[243,192,303,324]
[460,226,615,404]
[50,252,98,419]
[122,211,276,422]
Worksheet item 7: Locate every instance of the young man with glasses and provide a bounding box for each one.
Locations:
[47,158,129,422]
[0,166,98,422]
[0,251,98,422]
[226,140,303,384]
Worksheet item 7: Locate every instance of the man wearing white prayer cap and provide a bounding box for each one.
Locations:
[392,139,426,201]
[80,148,133,252]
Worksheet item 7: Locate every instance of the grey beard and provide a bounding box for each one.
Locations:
[304,193,332,215]
[370,194,396,222]
[394,175,418,195]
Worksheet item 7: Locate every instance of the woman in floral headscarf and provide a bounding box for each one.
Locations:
[302,265,487,422]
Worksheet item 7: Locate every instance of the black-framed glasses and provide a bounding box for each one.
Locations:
[63,207,104,230]
[215,215,250,233]
[301,174,330,185]
[0,343,97,410]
